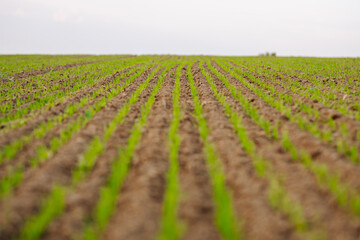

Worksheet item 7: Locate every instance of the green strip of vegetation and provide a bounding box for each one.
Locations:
[157,64,184,240]
[19,186,65,240]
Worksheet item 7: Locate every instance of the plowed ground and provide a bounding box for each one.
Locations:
[0,55,360,240]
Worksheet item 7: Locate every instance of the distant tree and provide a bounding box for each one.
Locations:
[259,52,276,57]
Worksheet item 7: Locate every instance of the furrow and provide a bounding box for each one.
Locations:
[176,65,221,240]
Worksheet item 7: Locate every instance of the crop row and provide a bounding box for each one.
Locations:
[15,62,175,239]
[234,59,360,159]
[205,60,360,217]
[198,61,312,238]
[236,58,360,120]
[0,56,158,127]
[0,61,163,199]
[0,60,109,98]
[0,55,128,77]
[157,64,184,240]
[0,56,158,98]
[0,63,149,167]
[187,63,241,239]
[81,63,175,239]
[0,57,162,168]
[214,60,360,164]
[247,57,360,95]
[0,56,358,239]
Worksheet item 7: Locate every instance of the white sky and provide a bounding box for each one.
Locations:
[0,0,359,56]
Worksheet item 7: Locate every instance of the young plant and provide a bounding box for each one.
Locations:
[157,64,184,240]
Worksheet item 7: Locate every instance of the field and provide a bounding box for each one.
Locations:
[0,55,360,240]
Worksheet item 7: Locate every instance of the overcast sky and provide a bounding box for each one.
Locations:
[0,0,359,56]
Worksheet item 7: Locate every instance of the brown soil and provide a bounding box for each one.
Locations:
[0,66,144,186]
[257,61,360,96]
[0,65,137,146]
[209,62,360,240]
[40,67,166,240]
[1,59,142,112]
[5,56,133,81]
[0,69,104,108]
[241,60,360,101]
[233,60,360,135]
[230,60,360,168]
[0,61,138,131]
[0,71,89,103]
[0,66,159,240]
[1,56,359,240]
[215,61,360,192]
